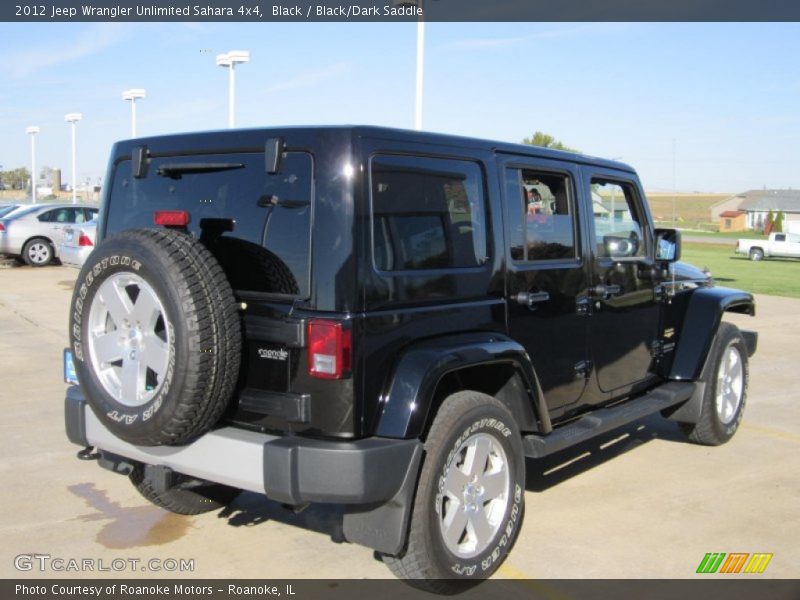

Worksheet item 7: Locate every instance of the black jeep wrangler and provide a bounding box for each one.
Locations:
[65,126,756,583]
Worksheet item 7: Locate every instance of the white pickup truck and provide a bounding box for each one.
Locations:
[736,232,800,261]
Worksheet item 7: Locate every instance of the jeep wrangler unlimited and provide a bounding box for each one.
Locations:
[65,126,756,584]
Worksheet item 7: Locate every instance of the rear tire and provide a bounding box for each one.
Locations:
[22,237,53,266]
[382,391,525,589]
[680,322,748,445]
[749,248,764,261]
[130,464,239,515]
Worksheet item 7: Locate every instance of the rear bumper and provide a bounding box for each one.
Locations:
[59,244,91,268]
[65,386,422,506]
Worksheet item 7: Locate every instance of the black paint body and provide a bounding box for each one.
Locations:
[99,126,755,441]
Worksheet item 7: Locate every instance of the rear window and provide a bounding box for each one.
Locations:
[106,152,313,297]
[370,154,488,272]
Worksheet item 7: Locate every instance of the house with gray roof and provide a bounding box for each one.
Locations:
[710,189,800,231]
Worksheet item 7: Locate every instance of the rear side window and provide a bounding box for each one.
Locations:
[106,152,313,297]
[504,168,577,261]
[370,155,488,272]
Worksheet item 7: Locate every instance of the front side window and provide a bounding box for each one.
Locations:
[371,155,487,272]
[591,180,646,259]
[505,168,576,261]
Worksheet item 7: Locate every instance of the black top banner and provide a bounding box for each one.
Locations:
[3,0,800,22]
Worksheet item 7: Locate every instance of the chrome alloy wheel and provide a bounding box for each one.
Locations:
[715,344,744,425]
[438,433,511,558]
[87,272,171,407]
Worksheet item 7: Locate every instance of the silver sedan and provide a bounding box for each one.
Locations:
[0,203,99,266]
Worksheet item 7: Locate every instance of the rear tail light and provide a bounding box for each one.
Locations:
[154,210,190,227]
[307,320,352,379]
[78,233,94,247]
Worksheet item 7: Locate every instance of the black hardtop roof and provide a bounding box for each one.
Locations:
[112,125,635,174]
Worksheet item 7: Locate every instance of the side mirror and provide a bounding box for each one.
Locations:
[655,228,681,262]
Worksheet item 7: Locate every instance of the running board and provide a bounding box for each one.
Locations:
[524,381,695,458]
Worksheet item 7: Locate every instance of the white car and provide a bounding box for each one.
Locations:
[59,219,97,268]
[0,203,99,266]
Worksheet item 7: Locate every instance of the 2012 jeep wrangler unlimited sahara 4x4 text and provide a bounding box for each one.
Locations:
[64,126,756,585]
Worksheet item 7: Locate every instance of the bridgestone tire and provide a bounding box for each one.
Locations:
[130,464,239,515]
[680,322,748,446]
[69,229,241,446]
[382,391,525,589]
[22,237,53,266]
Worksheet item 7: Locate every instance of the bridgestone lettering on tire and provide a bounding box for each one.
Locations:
[382,391,525,588]
[69,229,241,446]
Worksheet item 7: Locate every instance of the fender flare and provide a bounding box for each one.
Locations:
[373,332,549,439]
[668,286,755,382]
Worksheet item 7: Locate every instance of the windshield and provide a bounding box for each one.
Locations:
[2,205,41,219]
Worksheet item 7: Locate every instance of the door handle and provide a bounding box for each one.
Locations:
[589,284,621,298]
[515,291,550,309]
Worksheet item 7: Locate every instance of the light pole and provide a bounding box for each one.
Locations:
[216,50,250,128]
[26,126,40,203]
[64,113,82,204]
[395,0,425,130]
[122,88,146,137]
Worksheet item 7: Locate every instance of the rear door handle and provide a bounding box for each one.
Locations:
[515,291,550,309]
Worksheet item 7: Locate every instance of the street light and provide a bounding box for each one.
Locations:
[64,113,82,204]
[395,0,425,130]
[26,126,40,203]
[216,50,250,128]
[122,88,146,137]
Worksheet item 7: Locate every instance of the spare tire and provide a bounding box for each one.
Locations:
[69,229,241,446]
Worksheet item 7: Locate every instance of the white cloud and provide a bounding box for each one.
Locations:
[0,23,130,79]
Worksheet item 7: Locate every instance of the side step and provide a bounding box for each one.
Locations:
[523,381,695,458]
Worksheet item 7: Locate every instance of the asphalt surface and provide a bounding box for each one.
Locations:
[0,265,797,580]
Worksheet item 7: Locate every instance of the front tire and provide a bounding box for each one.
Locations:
[680,322,748,445]
[383,391,525,588]
[22,237,53,266]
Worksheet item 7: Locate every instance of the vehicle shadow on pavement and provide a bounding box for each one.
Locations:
[525,414,686,492]
[220,494,346,543]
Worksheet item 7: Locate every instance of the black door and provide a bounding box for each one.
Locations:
[501,158,590,414]
[582,170,660,396]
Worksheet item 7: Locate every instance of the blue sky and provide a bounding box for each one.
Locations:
[1,22,799,192]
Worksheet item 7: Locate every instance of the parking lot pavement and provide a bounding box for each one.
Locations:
[0,265,797,580]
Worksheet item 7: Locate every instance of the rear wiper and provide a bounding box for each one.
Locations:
[156,162,244,179]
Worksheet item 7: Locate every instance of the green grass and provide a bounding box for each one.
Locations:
[678,230,767,241]
[681,242,800,298]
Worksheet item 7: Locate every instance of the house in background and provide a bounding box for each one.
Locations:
[718,210,747,232]
[710,189,800,231]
